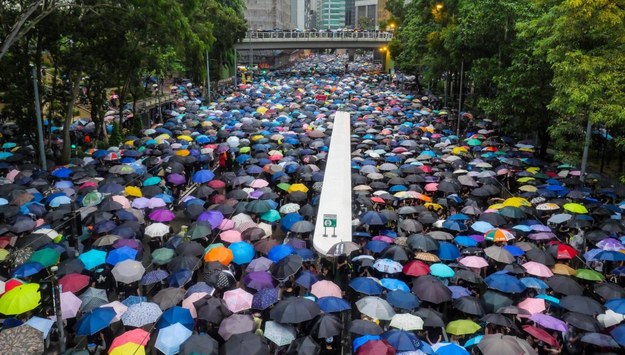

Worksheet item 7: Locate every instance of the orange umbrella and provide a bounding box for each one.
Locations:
[109,328,150,350]
[204,246,233,266]
[551,263,576,276]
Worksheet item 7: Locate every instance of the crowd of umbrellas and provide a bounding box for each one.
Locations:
[0,55,624,355]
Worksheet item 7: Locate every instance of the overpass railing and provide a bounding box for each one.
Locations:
[244,30,394,41]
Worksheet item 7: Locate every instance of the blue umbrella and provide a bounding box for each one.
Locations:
[454,236,477,247]
[353,335,381,352]
[268,244,294,263]
[156,323,192,355]
[75,307,116,336]
[143,176,162,186]
[610,323,625,346]
[366,240,389,253]
[280,212,304,231]
[381,329,422,352]
[141,269,169,285]
[229,242,255,265]
[597,251,625,261]
[520,277,549,290]
[464,335,483,348]
[121,295,147,307]
[438,242,460,260]
[51,167,72,178]
[360,211,387,225]
[386,290,420,310]
[434,342,470,355]
[430,263,455,278]
[169,269,192,288]
[157,306,194,330]
[380,278,410,292]
[13,262,44,278]
[471,221,494,233]
[252,287,279,310]
[78,249,107,270]
[448,286,472,300]
[295,270,319,289]
[192,170,215,183]
[349,277,383,295]
[606,298,625,314]
[484,273,526,293]
[443,220,468,232]
[317,296,351,313]
[105,246,137,265]
[295,248,317,261]
[448,214,470,221]
[503,245,525,257]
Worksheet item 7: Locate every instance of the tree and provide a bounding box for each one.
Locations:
[357,16,375,30]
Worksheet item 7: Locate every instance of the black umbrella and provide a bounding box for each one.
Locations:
[562,312,603,332]
[380,245,410,262]
[413,308,445,327]
[560,295,604,316]
[481,290,514,314]
[478,213,507,227]
[453,296,485,316]
[220,332,268,355]
[270,297,320,324]
[412,275,452,304]
[453,269,483,284]
[180,334,218,355]
[271,254,303,280]
[168,255,200,272]
[526,248,556,266]
[546,275,584,296]
[194,296,232,324]
[56,258,85,276]
[286,336,320,355]
[348,319,383,335]
[481,313,518,329]
[594,283,625,300]
[176,241,205,257]
[309,314,342,338]
[406,234,439,252]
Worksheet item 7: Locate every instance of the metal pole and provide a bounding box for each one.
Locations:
[456,60,464,137]
[205,49,211,102]
[580,118,592,183]
[156,75,162,122]
[31,66,47,171]
[50,266,66,353]
[234,49,238,86]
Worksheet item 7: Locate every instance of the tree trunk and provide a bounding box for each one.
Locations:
[61,72,81,163]
[47,61,59,145]
[538,129,550,158]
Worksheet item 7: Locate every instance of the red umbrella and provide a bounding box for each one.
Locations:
[356,340,396,355]
[522,325,559,347]
[402,260,430,277]
[208,180,226,189]
[548,242,577,260]
[58,273,90,293]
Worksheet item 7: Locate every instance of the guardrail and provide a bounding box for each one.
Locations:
[244,30,394,41]
[134,94,178,111]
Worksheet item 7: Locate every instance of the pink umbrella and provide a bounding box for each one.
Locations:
[311,280,342,299]
[6,169,20,182]
[59,292,82,319]
[110,328,150,350]
[219,218,235,231]
[459,256,489,268]
[223,288,253,313]
[182,292,210,318]
[220,230,242,243]
[149,209,175,222]
[425,183,439,192]
[148,197,167,209]
[518,298,546,315]
[112,195,131,209]
[522,261,554,278]
[131,197,150,209]
[249,179,269,188]
[100,301,128,322]
[373,235,394,243]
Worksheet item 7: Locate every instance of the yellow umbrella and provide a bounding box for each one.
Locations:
[487,203,506,210]
[446,319,481,335]
[0,249,9,261]
[424,203,443,211]
[177,135,193,141]
[251,135,264,142]
[124,140,135,147]
[526,167,540,174]
[0,283,41,315]
[516,177,535,183]
[256,107,268,114]
[155,134,170,141]
[451,147,469,155]
[125,186,142,198]
[175,149,190,157]
[502,197,531,208]
[288,183,309,193]
[201,121,213,127]
[563,203,588,214]
[518,185,537,192]
[109,343,146,355]
[519,147,534,152]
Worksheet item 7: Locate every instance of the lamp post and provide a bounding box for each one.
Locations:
[379,46,388,73]
[50,265,66,353]
[30,65,47,171]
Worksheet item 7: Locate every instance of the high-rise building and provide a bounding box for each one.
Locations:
[345,0,356,28]
[316,0,346,30]
[245,0,292,31]
[354,0,392,29]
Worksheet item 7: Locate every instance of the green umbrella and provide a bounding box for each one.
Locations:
[575,268,605,282]
[143,176,162,186]
[28,248,60,268]
[187,224,211,240]
[82,191,103,207]
[277,183,291,191]
[260,209,281,223]
[0,284,41,315]
[466,138,482,147]
[152,248,175,265]
[446,319,481,335]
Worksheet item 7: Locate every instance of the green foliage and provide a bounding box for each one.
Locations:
[109,122,122,147]
[132,115,144,136]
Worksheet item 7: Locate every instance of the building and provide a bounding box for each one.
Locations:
[316,0,346,30]
[245,0,292,31]
[345,0,356,28]
[354,0,392,29]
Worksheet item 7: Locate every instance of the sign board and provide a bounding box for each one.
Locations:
[323,214,337,228]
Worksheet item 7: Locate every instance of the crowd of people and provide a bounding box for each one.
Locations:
[0,55,623,355]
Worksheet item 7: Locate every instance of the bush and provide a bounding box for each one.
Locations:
[109,122,122,146]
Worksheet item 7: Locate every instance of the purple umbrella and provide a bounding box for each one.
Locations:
[252,287,279,310]
[113,239,142,250]
[527,232,556,241]
[287,238,307,249]
[197,210,224,229]
[448,285,472,300]
[246,257,273,272]
[529,313,568,332]
[149,209,176,222]
[167,173,186,186]
[243,271,276,291]
[249,190,264,199]
[131,197,150,209]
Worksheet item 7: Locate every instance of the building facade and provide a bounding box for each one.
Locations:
[316,0,346,29]
[245,0,292,30]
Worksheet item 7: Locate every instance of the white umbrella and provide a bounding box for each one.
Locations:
[121,302,162,327]
[598,309,625,328]
[99,301,128,322]
[112,260,145,284]
[356,296,395,320]
[279,203,300,214]
[156,323,192,355]
[59,291,82,319]
[264,321,296,346]
[145,222,170,238]
[390,313,424,330]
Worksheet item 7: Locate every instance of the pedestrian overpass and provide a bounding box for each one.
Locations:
[234,31,393,50]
